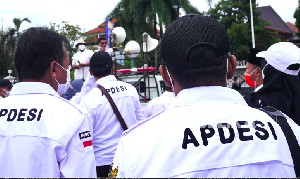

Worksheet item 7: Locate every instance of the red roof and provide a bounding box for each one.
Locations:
[257,6,292,35]
[286,22,299,34]
[86,18,117,35]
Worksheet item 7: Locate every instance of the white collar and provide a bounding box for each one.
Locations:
[174,86,248,107]
[161,91,175,97]
[254,84,263,92]
[95,75,117,86]
[10,82,59,97]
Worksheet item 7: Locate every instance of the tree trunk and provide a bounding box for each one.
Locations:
[153,14,157,39]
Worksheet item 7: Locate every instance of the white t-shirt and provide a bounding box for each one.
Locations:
[80,75,143,166]
[144,91,175,118]
[111,86,298,178]
[72,50,94,80]
[0,82,96,178]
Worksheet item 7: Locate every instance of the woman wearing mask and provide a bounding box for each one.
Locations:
[245,42,300,125]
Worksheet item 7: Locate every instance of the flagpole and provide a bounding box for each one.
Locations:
[250,0,255,48]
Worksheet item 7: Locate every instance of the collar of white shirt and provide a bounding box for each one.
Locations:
[174,86,247,107]
[95,75,117,86]
[10,82,60,97]
[254,84,263,92]
[162,91,175,97]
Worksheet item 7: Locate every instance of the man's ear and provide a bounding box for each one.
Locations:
[160,65,172,87]
[256,67,262,77]
[89,68,93,76]
[49,61,57,79]
[227,55,237,79]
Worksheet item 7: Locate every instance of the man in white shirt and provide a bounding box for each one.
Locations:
[144,65,175,118]
[72,39,94,80]
[0,27,96,178]
[97,37,113,56]
[80,51,143,177]
[110,15,299,178]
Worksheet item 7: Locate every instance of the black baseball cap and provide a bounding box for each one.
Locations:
[247,48,263,67]
[0,79,13,88]
[161,14,230,70]
[90,51,113,70]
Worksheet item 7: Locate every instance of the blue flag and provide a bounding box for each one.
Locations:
[105,18,114,48]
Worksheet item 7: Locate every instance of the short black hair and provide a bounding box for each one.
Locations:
[90,51,112,77]
[161,15,230,88]
[0,79,13,88]
[14,27,68,81]
[97,37,107,45]
[165,46,228,88]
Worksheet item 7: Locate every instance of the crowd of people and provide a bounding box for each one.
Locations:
[0,14,299,178]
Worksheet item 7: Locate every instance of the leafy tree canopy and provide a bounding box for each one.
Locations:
[0,18,31,79]
[49,21,94,58]
[207,0,279,60]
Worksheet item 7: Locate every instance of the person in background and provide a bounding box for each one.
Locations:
[72,39,94,80]
[144,65,175,118]
[0,27,96,178]
[110,14,299,178]
[80,51,143,177]
[243,48,267,108]
[243,48,265,91]
[245,42,300,125]
[0,79,12,99]
[231,76,242,92]
[96,37,113,56]
[63,78,84,100]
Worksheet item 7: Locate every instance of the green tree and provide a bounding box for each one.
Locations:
[106,0,211,68]
[0,18,31,78]
[208,0,279,60]
[49,21,94,58]
[107,0,205,41]
[294,0,300,37]
[13,18,31,37]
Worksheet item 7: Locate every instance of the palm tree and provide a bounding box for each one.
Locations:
[13,17,31,37]
[107,0,211,41]
[0,18,31,78]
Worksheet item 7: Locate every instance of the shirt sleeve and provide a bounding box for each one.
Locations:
[69,74,95,104]
[72,58,76,65]
[110,137,129,178]
[72,54,78,64]
[59,116,97,178]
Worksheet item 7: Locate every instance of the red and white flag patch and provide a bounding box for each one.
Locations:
[79,131,93,152]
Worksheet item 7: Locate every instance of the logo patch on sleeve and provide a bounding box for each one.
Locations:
[79,131,93,152]
[79,131,91,140]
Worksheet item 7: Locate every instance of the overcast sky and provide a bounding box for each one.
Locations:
[0,0,298,33]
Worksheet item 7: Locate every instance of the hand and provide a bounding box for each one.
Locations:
[72,65,80,69]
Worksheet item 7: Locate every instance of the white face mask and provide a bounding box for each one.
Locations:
[165,66,174,92]
[78,44,86,51]
[55,63,72,95]
[5,90,10,97]
[261,63,268,79]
